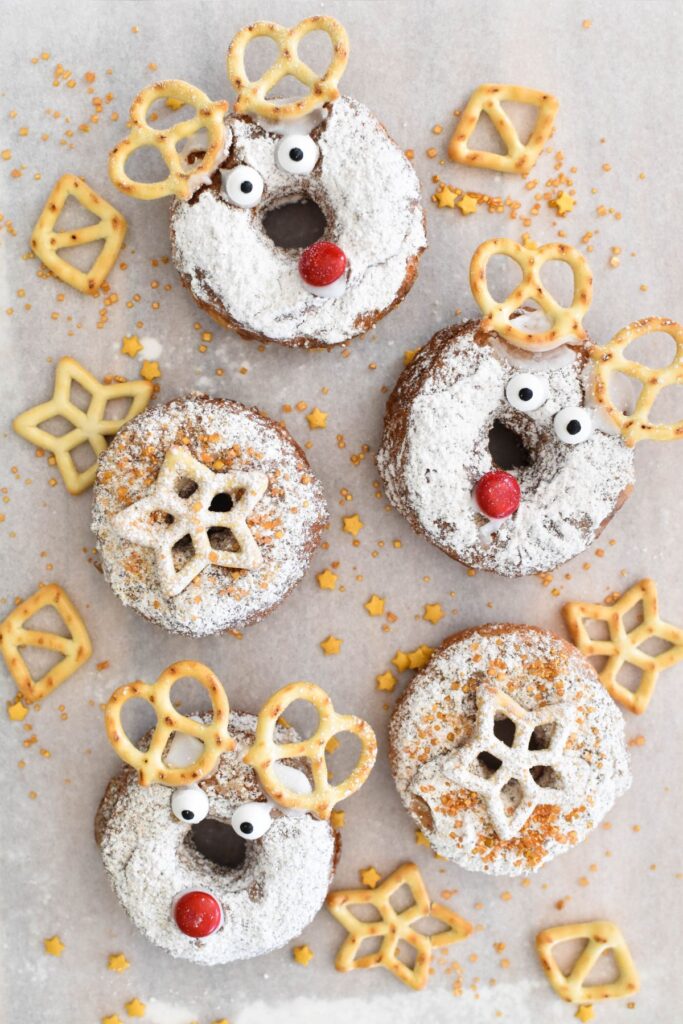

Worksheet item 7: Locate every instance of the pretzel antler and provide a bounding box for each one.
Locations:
[104,661,234,786]
[244,681,377,819]
[227,16,349,121]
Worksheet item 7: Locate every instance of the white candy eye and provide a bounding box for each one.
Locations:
[171,787,209,824]
[222,165,264,208]
[231,801,272,840]
[553,406,593,445]
[505,373,549,412]
[275,134,319,174]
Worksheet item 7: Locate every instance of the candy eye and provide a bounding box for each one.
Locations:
[275,134,319,174]
[222,165,264,208]
[553,406,593,445]
[505,373,549,412]
[171,787,209,824]
[231,801,272,840]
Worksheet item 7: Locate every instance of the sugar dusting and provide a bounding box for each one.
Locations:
[92,394,328,636]
[170,97,426,346]
[390,625,631,876]
[377,322,635,576]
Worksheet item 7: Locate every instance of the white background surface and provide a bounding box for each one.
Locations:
[1,1,682,1022]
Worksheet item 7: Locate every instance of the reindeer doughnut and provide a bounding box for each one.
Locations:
[109,16,426,349]
[97,664,377,965]
[378,239,683,577]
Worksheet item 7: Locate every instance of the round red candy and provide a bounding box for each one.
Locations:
[474,471,521,519]
[299,241,347,287]
[174,890,222,938]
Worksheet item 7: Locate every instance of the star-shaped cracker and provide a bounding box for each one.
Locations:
[436,685,581,840]
[112,446,268,598]
[13,357,152,494]
[327,862,472,990]
[563,578,683,714]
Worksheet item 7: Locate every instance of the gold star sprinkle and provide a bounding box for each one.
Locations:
[415,829,430,847]
[140,359,160,381]
[317,569,338,590]
[124,1000,146,1019]
[102,1016,123,1024]
[554,192,575,215]
[306,407,328,429]
[107,952,129,972]
[121,334,142,357]
[331,810,345,828]
[423,603,444,624]
[8,699,28,722]
[408,645,433,670]
[392,650,410,672]
[326,736,340,754]
[293,944,314,966]
[436,186,457,208]
[404,349,418,366]
[360,866,382,888]
[376,671,397,692]
[44,935,64,957]
[364,594,385,617]
[343,514,363,537]
[320,635,342,656]
[456,194,478,215]
[575,1007,595,1023]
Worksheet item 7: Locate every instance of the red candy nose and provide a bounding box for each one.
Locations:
[474,471,521,519]
[174,890,222,938]
[299,240,347,287]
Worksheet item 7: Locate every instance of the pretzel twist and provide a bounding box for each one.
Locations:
[592,317,683,445]
[243,681,377,819]
[227,16,349,121]
[536,920,639,1002]
[104,661,234,786]
[470,238,593,351]
[109,80,228,201]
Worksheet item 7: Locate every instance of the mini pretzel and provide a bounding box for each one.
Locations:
[326,862,472,990]
[109,80,228,201]
[536,920,639,1002]
[105,661,234,786]
[449,84,559,175]
[563,578,683,714]
[470,237,593,351]
[31,174,126,295]
[13,356,153,495]
[592,317,683,445]
[244,681,377,819]
[227,16,349,121]
[0,583,92,703]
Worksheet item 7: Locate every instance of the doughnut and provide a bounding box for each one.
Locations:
[96,712,339,964]
[377,319,635,577]
[169,96,426,348]
[92,393,328,636]
[389,624,631,876]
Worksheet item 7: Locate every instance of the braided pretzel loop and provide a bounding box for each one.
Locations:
[470,237,593,351]
[227,16,349,121]
[592,317,683,445]
[243,681,377,819]
[109,80,228,201]
[105,661,234,786]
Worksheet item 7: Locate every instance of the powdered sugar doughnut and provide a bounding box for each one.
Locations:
[389,624,631,877]
[96,713,338,964]
[170,97,426,348]
[92,394,327,636]
[377,320,635,577]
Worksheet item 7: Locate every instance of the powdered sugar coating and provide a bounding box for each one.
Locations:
[170,97,426,347]
[377,322,635,577]
[390,624,631,876]
[92,395,328,636]
[96,713,337,964]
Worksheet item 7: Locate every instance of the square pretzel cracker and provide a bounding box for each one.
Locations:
[536,919,639,1003]
[0,583,92,703]
[31,174,126,295]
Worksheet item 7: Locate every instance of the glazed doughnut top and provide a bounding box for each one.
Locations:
[377,321,635,576]
[170,97,426,347]
[390,625,631,876]
[92,394,327,636]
